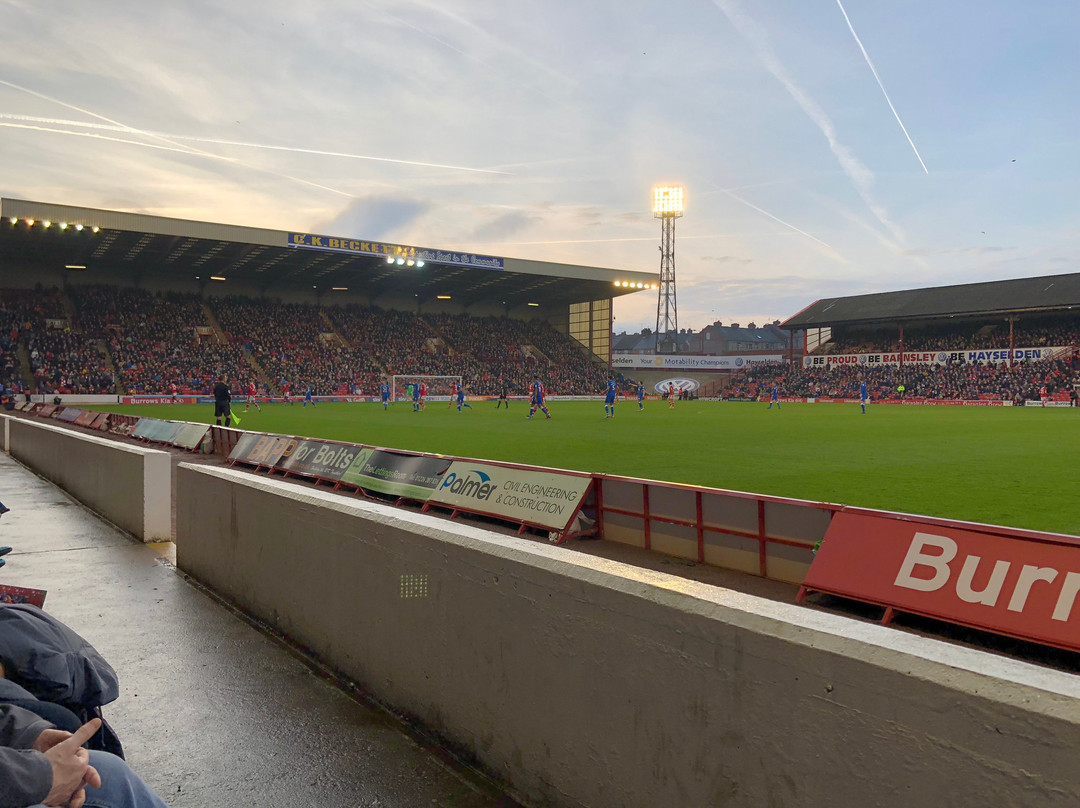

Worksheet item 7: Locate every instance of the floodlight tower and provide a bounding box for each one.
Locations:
[652,185,684,354]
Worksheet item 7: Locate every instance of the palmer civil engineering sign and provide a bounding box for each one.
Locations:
[427,461,591,532]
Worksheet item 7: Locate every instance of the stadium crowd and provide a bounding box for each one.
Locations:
[827,318,1080,354]
[73,286,249,394]
[3,283,1077,403]
[727,351,1080,404]
[331,306,451,392]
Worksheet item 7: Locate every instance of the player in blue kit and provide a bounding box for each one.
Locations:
[456,383,472,411]
[767,385,780,410]
[380,380,390,410]
[860,380,868,414]
[303,385,316,408]
[637,381,645,410]
[528,378,550,419]
[412,381,421,412]
[604,378,618,418]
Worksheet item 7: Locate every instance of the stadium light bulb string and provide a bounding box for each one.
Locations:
[14,217,101,234]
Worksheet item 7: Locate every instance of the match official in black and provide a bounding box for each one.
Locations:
[212,376,231,426]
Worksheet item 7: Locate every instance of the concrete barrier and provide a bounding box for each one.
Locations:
[176,463,1080,808]
[3,415,171,542]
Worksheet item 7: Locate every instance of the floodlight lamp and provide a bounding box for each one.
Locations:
[437,295,451,300]
[396,257,405,265]
[210,276,226,281]
[7,217,15,225]
[91,226,100,233]
[75,224,83,231]
[59,222,67,230]
[25,219,34,227]
[652,185,685,217]
[43,220,51,228]
[332,287,347,291]
[386,256,395,264]
[527,302,539,307]
[416,260,425,268]
[406,259,415,266]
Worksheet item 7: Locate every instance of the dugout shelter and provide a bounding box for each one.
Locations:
[0,198,658,364]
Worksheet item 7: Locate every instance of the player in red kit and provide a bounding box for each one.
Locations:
[169,382,178,404]
[245,381,261,412]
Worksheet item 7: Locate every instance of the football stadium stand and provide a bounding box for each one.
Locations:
[2,201,1080,806]
[743,272,1080,403]
[0,199,652,399]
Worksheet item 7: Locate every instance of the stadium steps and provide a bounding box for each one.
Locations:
[96,338,118,379]
[60,289,78,321]
[200,302,229,345]
[15,342,33,390]
[320,310,354,348]
[243,351,276,393]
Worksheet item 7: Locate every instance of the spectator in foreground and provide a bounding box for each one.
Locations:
[0,708,167,808]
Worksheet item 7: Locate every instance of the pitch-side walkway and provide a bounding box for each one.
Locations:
[0,453,519,808]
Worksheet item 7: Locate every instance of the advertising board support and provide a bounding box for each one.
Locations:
[594,475,831,583]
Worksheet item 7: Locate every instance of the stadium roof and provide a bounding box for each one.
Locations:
[0,199,657,309]
[781,272,1080,329]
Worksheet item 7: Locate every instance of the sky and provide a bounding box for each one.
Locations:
[0,0,1076,333]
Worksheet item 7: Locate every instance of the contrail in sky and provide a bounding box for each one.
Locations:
[471,234,783,247]
[0,120,354,198]
[0,122,221,157]
[711,0,905,245]
[835,0,928,173]
[719,188,846,262]
[0,112,513,176]
[0,79,358,197]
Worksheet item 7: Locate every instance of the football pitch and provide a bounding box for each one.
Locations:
[92,400,1079,536]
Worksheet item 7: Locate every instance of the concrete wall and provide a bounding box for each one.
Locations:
[3,416,171,541]
[176,463,1080,808]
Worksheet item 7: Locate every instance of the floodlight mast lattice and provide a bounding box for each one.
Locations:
[652,185,684,355]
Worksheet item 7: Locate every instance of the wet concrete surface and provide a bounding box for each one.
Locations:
[0,453,522,808]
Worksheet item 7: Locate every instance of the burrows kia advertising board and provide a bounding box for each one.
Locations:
[802,512,1080,652]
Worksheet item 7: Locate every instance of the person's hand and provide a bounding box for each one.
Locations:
[41,718,101,807]
[32,729,72,753]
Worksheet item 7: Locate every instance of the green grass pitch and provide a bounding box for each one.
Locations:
[91,399,1080,536]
